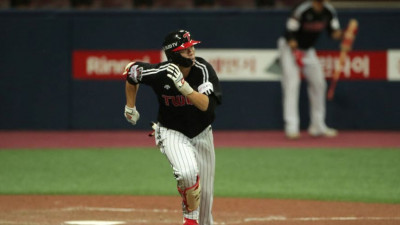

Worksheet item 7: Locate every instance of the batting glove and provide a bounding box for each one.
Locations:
[124,105,140,125]
[167,63,193,96]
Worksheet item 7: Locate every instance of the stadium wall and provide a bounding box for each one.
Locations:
[1,9,400,130]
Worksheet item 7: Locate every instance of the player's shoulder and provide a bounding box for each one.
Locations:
[292,1,312,18]
[194,57,212,68]
[194,57,217,74]
[323,2,337,16]
[194,57,220,82]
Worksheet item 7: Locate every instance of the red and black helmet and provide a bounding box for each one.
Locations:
[162,30,201,67]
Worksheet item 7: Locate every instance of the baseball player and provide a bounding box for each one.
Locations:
[123,30,222,225]
[278,0,343,139]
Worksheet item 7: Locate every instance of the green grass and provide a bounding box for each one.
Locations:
[215,148,400,203]
[0,148,399,203]
[0,148,175,195]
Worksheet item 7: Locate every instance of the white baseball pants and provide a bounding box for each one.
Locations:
[278,37,328,134]
[155,125,215,225]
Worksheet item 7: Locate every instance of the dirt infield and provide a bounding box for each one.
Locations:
[0,130,399,225]
[0,195,399,225]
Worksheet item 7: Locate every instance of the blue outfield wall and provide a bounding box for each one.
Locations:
[1,9,400,130]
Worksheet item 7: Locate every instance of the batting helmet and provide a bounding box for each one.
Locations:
[162,30,201,67]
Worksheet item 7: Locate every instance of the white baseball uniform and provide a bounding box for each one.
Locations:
[155,125,215,224]
[278,0,341,135]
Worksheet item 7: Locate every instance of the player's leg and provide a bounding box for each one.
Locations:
[191,126,215,225]
[155,126,200,221]
[303,49,336,136]
[278,37,301,138]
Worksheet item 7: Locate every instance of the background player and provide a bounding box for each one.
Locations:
[123,30,222,225]
[278,0,343,139]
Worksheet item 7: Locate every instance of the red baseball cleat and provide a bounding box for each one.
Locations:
[183,218,198,225]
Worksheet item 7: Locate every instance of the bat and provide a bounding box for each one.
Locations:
[327,19,358,100]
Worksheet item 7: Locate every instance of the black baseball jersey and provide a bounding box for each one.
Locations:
[284,0,341,49]
[126,57,222,138]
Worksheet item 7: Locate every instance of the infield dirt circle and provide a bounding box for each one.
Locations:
[0,131,399,225]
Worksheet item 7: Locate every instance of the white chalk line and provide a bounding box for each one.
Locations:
[0,222,27,225]
[61,206,180,213]
[243,216,400,222]
[0,222,45,225]
[64,221,126,225]
[61,207,400,224]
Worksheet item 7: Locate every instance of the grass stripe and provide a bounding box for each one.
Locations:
[0,148,399,203]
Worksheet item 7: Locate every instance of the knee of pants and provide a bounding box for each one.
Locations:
[174,168,198,186]
[309,78,327,92]
[285,80,300,91]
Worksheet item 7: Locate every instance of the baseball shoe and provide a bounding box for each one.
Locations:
[183,218,198,225]
[308,127,338,137]
[285,132,300,140]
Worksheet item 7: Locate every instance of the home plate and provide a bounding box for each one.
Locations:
[64,221,126,225]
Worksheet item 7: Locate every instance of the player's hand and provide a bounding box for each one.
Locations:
[293,49,304,68]
[288,39,298,49]
[124,105,140,125]
[167,63,193,96]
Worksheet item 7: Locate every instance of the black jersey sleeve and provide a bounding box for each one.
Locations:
[324,3,341,38]
[204,72,222,114]
[125,62,144,85]
[126,62,169,85]
[194,58,222,102]
[192,57,222,114]
[208,71,222,105]
[284,1,309,42]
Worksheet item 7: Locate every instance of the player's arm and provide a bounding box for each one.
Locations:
[284,16,300,50]
[327,5,342,41]
[189,62,222,112]
[123,62,140,125]
[167,63,214,112]
[186,91,209,112]
[285,2,302,50]
[284,15,307,67]
[187,73,221,112]
[287,39,298,50]
[125,81,138,108]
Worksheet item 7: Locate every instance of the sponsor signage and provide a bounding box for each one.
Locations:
[73,50,161,80]
[196,49,281,81]
[387,50,400,81]
[72,49,398,81]
[317,51,387,80]
[198,49,388,81]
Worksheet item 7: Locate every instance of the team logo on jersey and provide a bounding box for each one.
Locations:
[162,95,193,107]
[129,65,143,82]
[304,21,326,31]
[136,67,143,81]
